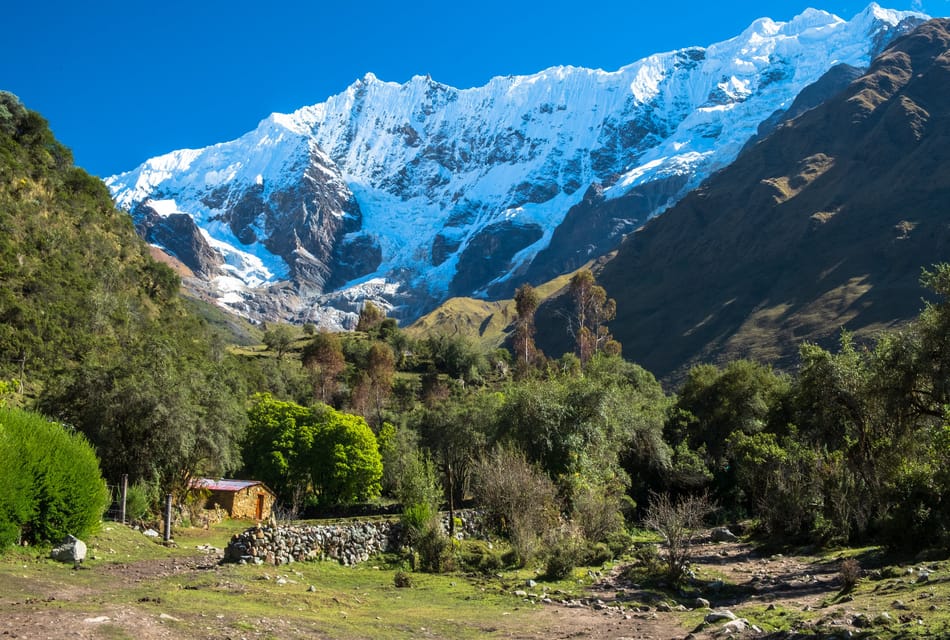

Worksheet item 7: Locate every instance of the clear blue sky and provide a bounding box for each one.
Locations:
[2,1,946,178]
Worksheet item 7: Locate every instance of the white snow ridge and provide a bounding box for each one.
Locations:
[107,4,928,327]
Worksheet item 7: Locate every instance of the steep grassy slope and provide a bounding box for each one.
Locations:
[408,267,589,350]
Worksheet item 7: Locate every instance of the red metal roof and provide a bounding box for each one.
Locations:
[189,478,265,492]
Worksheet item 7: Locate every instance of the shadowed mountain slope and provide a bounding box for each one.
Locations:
[540,19,950,383]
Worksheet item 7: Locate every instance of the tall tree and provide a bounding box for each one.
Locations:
[512,283,542,377]
[356,301,386,333]
[302,331,345,404]
[366,341,396,427]
[569,269,619,365]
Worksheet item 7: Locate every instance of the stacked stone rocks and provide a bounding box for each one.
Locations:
[225,510,487,567]
[225,520,401,566]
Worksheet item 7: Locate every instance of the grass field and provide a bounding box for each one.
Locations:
[5,520,950,639]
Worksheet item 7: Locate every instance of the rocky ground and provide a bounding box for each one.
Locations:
[2,530,943,639]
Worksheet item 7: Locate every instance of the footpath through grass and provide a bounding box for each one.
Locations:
[0,520,559,640]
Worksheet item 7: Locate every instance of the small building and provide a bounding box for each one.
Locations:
[189,478,277,520]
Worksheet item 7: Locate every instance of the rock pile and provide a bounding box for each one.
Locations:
[225,521,400,566]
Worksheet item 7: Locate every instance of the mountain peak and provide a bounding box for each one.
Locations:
[107,7,930,328]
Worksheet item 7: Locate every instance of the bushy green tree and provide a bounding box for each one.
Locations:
[244,393,318,504]
[262,325,296,360]
[243,394,382,507]
[309,408,383,505]
[500,354,670,505]
[0,407,109,547]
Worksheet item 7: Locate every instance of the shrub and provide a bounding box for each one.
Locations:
[458,539,506,574]
[582,542,613,567]
[415,525,454,573]
[622,543,665,582]
[545,543,579,580]
[0,407,109,547]
[124,481,156,523]
[393,570,413,588]
[643,491,715,584]
[605,528,635,558]
[839,558,861,592]
[571,482,630,543]
[401,501,453,573]
[472,446,560,566]
[543,524,584,580]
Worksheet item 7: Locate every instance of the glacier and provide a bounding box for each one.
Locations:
[106,4,928,327]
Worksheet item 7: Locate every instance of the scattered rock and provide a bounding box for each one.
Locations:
[143,529,160,538]
[711,527,739,543]
[852,613,871,628]
[695,597,711,609]
[50,535,87,568]
[705,610,737,623]
[873,612,893,625]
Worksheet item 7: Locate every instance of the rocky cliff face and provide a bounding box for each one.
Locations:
[564,18,950,383]
[107,5,926,327]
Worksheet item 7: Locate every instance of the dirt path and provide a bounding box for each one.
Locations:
[0,536,849,640]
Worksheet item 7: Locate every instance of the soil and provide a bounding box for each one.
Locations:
[0,536,845,640]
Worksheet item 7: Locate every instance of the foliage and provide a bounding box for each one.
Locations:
[669,359,790,503]
[262,325,296,359]
[0,93,249,499]
[355,301,386,333]
[243,394,382,507]
[512,283,543,377]
[643,492,715,584]
[414,390,500,527]
[0,407,109,547]
[124,481,156,522]
[301,331,345,404]
[500,354,670,505]
[309,407,383,506]
[568,269,619,365]
[378,423,442,510]
[40,332,247,497]
[472,445,560,566]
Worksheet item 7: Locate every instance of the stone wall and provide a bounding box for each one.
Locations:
[224,510,486,566]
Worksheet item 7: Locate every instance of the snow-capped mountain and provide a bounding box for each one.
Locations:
[107,4,926,327]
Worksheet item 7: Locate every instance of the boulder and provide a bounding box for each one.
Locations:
[705,610,738,623]
[50,534,87,568]
[710,527,739,543]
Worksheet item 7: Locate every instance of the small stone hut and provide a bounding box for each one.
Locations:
[189,478,277,520]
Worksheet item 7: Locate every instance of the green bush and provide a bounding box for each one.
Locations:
[544,542,578,580]
[458,539,505,574]
[582,542,613,567]
[415,525,454,573]
[124,481,156,522]
[605,528,635,558]
[0,407,108,547]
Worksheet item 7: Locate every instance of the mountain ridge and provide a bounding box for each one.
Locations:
[106,4,926,328]
[560,17,950,384]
